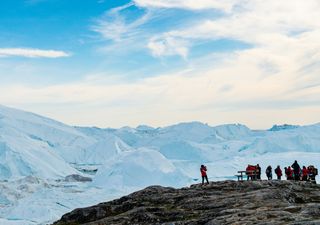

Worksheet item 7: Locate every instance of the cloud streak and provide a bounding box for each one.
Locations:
[0,48,70,58]
[134,0,239,12]
[148,36,189,58]
[92,2,151,42]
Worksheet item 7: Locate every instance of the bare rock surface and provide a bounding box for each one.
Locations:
[53,180,320,225]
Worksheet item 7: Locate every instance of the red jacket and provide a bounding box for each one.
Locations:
[302,168,308,176]
[287,167,293,177]
[275,167,282,176]
[200,167,207,177]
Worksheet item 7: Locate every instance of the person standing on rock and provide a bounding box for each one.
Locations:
[266,165,272,180]
[275,165,282,180]
[256,164,261,180]
[286,166,293,180]
[200,165,209,185]
[284,167,288,178]
[302,166,308,181]
[291,160,301,181]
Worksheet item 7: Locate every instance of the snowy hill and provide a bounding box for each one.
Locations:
[92,149,189,189]
[0,105,87,180]
[0,105,319,225]
[0,105,131,180]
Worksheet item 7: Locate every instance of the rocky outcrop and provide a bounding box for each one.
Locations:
[53,180,320,225]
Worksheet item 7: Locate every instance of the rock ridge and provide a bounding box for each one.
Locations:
[53,180,320,225]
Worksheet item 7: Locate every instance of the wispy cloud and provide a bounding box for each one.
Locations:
[92,2,151,42]
[91,2,202,59]
[0,48,70,58]
[134,0,238,12]
[148,36,189,58]
[84,1,320,122]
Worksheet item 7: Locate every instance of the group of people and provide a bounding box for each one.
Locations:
[247,160,318,183]
[200,161,318,185]
[265,161,318,182]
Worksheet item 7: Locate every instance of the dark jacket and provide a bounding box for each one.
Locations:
[291,162,300,174]
[266,166,272,176]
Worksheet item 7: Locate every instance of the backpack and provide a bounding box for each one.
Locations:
[308,165,318,175]
[266,168,271,175]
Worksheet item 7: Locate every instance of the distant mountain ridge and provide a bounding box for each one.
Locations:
[1,104,319,181]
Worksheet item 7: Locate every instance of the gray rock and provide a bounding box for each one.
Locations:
[53,180,320,225]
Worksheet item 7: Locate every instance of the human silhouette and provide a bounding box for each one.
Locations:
[200,165,209,185]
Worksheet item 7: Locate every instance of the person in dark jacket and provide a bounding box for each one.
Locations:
[256,164,261,180]
[200,165,209,185]
[275,165,282,180]
[284,167,288,178]
[266,165,272,180]
[291,160,301,181]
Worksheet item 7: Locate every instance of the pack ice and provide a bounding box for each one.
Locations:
[0,105,319,225]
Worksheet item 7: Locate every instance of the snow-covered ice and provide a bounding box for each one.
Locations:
[0,105,319,224]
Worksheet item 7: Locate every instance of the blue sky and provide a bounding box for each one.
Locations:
[0,0,320,128]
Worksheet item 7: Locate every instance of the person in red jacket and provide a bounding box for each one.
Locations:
[275,165,282,180]
[200,165,209,185]
[286,166,293,180]
[302,166,308,181]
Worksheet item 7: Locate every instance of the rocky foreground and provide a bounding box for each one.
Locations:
[53,180,320,225]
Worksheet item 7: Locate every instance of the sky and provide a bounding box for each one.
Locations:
[0,0,320,129]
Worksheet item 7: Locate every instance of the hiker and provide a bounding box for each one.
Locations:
[302,166,308,181]
[256,164,261,180]
[284,167,288,179]
[291,160,301,181]
[286,166,293,180]
[266,165,272,180]
[307,165,318,184]
[275,165,282,180]
[200,165,209,185]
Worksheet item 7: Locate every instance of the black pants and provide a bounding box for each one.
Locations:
[277,176,281,180]
[202,175,209,184]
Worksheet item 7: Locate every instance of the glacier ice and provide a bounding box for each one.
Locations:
[0,105,319,225]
